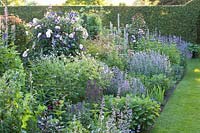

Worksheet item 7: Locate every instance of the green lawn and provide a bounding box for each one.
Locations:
[152,59,200,133]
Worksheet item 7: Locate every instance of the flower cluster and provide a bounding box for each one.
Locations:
[29,9,88,56]
[128,50,172,77]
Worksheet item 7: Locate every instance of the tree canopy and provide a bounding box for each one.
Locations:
[64,0,106,5]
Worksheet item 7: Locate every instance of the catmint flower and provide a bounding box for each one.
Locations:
[22,49,29,57]
[37,33,42,38]
[2,33,8,40]
[46,29,52,38]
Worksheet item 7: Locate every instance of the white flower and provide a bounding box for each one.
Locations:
[25,31,29,35]
[22,49,29,57]
[35,25,41,29]
[59,36,63,41]
[32,18,38,25]
[69,32,75,38]
[79,44,83,50]
[37,33,42,38]
[82,29,88,39]
[46,29,53,38]
[55,26,61,30]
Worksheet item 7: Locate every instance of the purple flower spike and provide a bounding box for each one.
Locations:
[2,33,8,40]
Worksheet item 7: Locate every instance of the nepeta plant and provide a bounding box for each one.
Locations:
[128,50,172,77]
[104,67,146,96]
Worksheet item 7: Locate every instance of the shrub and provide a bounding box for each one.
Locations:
[0,45,23,76]
[0,15,27,54]
[188,43,200,58]
[128,50,172,77]
[104,94,160,132]
[0,69,38,132]
[28,8,88,57]
[127,13,148,46]
[140,74,172,91]
[30,56,105,103]
[83,35,126,70]
[82,13,102,39]
[135,39,181,65]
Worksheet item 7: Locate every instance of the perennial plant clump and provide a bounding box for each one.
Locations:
[128,50,172,77]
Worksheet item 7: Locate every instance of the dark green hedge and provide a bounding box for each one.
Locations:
[0,0,200,43]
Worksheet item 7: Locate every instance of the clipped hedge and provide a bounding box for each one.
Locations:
[0,0,200,43]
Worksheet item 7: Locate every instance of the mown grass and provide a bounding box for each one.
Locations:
[152,59,200,133]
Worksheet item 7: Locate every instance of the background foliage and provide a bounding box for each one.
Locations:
[0,0,200,43]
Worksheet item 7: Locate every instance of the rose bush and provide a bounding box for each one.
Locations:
[28,8,88,57]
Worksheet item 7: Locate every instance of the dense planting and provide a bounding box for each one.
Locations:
[0,6,191,132]
[1,0,200,43]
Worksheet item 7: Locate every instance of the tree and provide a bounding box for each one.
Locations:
[133,0,159,6]
[133,0,190,5]
[158,0,190,5]
[1,0,25,6]
[64,0,105,5]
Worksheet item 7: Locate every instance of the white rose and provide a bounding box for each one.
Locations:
[55,26,61,30]
[33,18,38,25]
[82,30,88,39]
[79,44,83,50]
[69,32,75,38]
[35,25,41,29]
[22,49,29,58]
[37,33,42,38]
[46,29,53,38]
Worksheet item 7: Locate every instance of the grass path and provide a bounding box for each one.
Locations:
[152,59,200,133]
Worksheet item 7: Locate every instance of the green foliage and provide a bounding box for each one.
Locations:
[83,36,126,70]
[4,15,28,54]
[64,0,105,5]
[82,13,102,39]
[1,0,25,5]
[135,39,181,65]
[66,115,89,133]
[0,69,37,132]
[0,45,23,76]
[147,86,165,104]
[1,0,200,43]
[138,74,172,92]
[127,13,148,46]
[104,95,160,131]
[158,0,191,5]
[30,56,105,103]
[188,43,200,58]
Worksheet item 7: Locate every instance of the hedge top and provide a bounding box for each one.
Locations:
[0,0,200,43]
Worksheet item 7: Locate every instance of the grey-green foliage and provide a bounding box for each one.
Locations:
[128,50,172,77]
[30,56,105,103]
